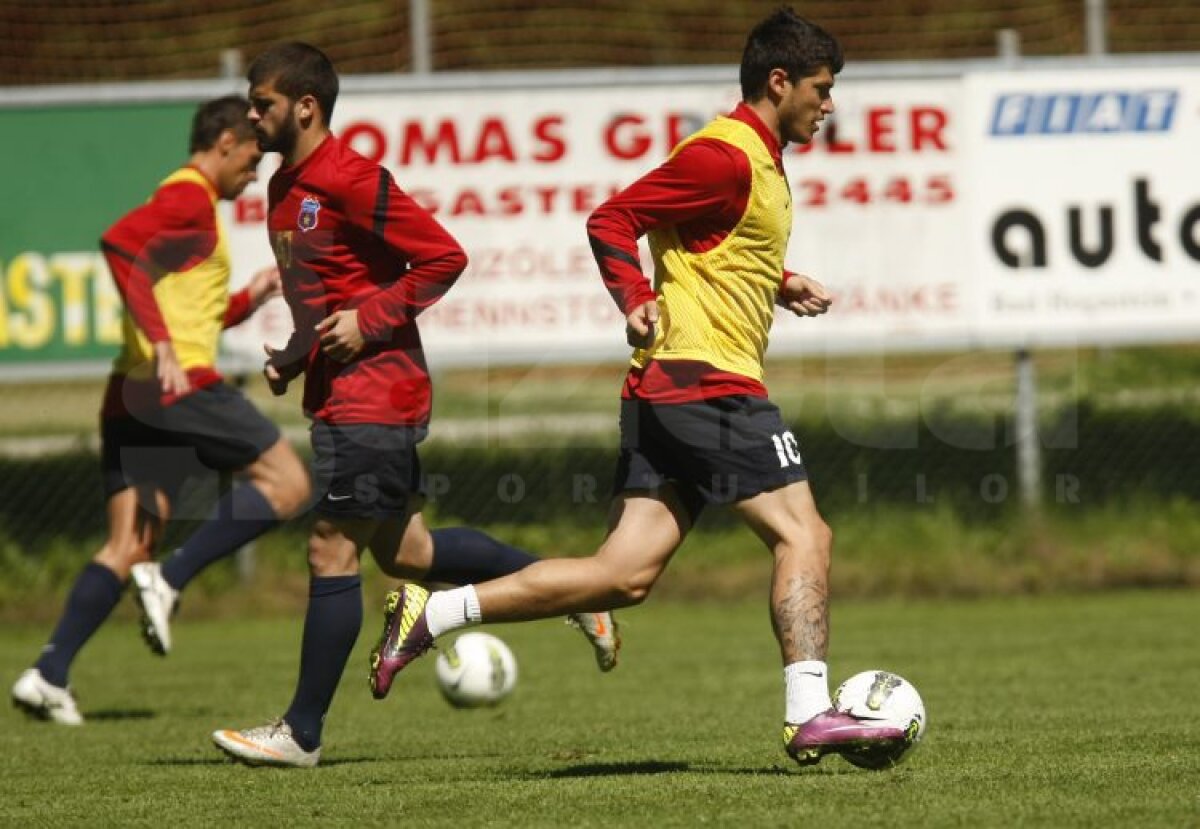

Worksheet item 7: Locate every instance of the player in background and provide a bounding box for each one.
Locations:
[11,96,311,725]
[367,9,909,767]
[211,42,616,768]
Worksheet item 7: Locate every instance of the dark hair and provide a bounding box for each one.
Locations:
[189,95,255,153]
[246,42,339,121]
[739,8,844,101]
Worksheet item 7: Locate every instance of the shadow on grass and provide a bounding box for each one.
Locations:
[694,764,836,777]
[541,760,836,779]
[542,761,690,778]
[145,757,233,767]
[148,755,376,767]
[87,708,155,721]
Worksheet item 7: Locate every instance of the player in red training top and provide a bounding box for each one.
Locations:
[11,96,311,726]
[211,42,617,768]
[366,9,912,768]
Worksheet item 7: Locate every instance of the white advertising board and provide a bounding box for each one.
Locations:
[6,63,1199,380]
[208,66,1200,369]
[221,76,971,366]
[964,67,1200,347]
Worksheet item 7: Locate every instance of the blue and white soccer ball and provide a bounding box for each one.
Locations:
[832,669,927,769]
[435,632,518,708]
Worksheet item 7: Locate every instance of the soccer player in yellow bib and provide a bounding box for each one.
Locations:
[368,8,908,766]
[11,97,310,725]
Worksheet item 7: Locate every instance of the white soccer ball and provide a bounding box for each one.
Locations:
[435,632,518,708]
[832,669,927,769]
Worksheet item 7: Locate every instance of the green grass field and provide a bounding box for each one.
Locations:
[2,590,1196,827]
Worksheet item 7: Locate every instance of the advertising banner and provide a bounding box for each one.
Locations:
[223,76,969,365]
[964,67,1200,347]
[3,65,1197,377]
[0,102,199,373]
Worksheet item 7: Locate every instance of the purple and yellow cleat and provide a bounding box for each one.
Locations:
[783,708,907,766]
[369,584,435,699]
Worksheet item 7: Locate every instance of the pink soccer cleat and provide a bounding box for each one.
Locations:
[368,584,435,699]
[783,708,907,766]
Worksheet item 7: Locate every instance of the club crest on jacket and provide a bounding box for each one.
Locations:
[298,196,321,232]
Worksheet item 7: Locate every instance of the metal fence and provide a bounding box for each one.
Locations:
[2,347,1198,564]
[1,0,1187,86]
[2,3,1199,565]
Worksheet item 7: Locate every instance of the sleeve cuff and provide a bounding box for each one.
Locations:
[622,283,658,315]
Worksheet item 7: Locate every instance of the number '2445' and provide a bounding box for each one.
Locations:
[796,175,954,207]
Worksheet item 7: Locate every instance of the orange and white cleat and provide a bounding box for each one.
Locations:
[212,719,320,768]
[567,612,620,672]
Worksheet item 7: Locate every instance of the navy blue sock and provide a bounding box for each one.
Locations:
[34,562,125,687]
[160,484,279,591]
[283,575,362,752]
[425,527,539,585]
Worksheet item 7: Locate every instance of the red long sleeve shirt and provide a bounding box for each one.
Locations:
[587,103,792,403]
[267,134,467,426]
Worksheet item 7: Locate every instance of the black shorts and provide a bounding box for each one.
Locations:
[101,382,281,499]
[310,421,428,519]
[613,395,808,520]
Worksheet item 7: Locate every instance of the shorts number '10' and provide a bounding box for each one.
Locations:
[771,432,803,468]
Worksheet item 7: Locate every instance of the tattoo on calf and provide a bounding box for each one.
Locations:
[775,575,829,661]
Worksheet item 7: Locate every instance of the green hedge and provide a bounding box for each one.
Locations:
[3,401,1198,555]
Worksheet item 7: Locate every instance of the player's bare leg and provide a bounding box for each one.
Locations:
[310,515,376,576]
[106,486,183,655]
[471,490,691,618]
[736,480,903,765]
[734,481,832,666]
[369,505,622,670]
[366,503,432,579]
[368,489,691,698]
[215,515,377,766]
[137,438,310,655]
[96,484,169,576]
[243,437,312,520]
[105,485,171,659]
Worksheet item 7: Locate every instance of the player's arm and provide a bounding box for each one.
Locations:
[586,139,749,346]
[100,180,217,395]
[262,341,303,396]
[224,265,281,328]
[262,320,312,395]
[317,166,467,362]
[262,287,318,395]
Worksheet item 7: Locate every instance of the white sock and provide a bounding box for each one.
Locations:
[425,585,482,638]
[784,660,832,724]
